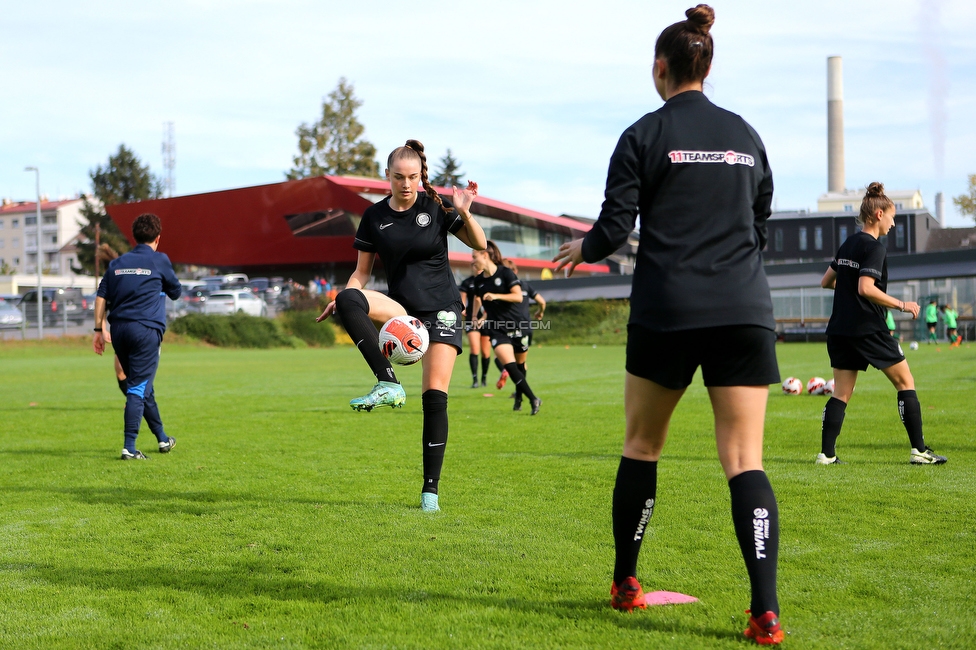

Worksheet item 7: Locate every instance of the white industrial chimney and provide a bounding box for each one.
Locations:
[827,56,845,193]
[935,191,945,226]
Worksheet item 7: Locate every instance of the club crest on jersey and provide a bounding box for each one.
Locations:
[667,150,755,167]
[494,278,502,286]
[416,212,431,227]
[436,310,457,328]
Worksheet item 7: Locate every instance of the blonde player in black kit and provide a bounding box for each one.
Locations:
[471,241,542,415]
[554,5,783,644]
[317,140,487,512]
[817,182,947,466]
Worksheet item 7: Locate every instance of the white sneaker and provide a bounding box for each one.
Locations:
[158,436,176,453]
[910,447,947,465]
[815,453,843,465]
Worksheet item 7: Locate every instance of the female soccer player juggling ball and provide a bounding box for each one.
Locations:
[817,182,947,466]
[317,140,486,512]
[554,5,784,644]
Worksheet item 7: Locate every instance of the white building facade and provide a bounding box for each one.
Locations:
[0,198,85,275]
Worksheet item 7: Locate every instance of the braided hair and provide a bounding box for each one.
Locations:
[387,139,455,213]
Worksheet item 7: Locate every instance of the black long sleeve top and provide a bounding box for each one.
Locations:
[582,91,776,332]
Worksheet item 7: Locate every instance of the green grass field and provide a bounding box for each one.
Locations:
[1,339,974,649]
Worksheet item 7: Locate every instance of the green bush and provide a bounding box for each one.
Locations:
[170,313,297,348]
[277,309,336,347]
[532,299,630,346]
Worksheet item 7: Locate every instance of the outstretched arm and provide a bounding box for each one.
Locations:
[451,181,487,250]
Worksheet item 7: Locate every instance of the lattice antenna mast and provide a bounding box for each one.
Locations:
[162,121,176,197]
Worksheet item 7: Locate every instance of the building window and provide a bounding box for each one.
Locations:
[774,229,783,252]
[12,237,19,247]
[49,235,57,244]
[12,219,19,228]
[0,239,4,249]
[838,225,848,242]
[13,257,19,265]
[798,227,808,251]
[895,224,905,249]
[0,220,4,229]
[814,226,823,250]
[42,215,57,225]
[895,203,903,210]
[844,204,853,212]
[25,216,36,226]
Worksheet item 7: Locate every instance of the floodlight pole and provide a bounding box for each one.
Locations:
[24,166,43,339]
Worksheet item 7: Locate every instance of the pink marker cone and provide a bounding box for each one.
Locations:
[642,591,699,606]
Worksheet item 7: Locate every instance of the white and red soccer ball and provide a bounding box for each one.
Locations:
[378,316,429,365]
[781,377,802,395]
[823,378,835,395]
[806,377,826,395]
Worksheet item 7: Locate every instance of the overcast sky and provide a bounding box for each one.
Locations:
[2,0,974,226]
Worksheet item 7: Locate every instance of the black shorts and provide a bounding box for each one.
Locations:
[827,332,904,371]
[411,302,463,355]
[488,329,529,354]
[626,324,780,390]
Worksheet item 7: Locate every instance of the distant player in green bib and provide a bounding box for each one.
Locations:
[941,304,960,345]
[924,299,938,343]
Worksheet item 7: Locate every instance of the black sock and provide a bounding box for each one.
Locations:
[494,357,504,373]
[821,397,847,457]
[481,356,490,381]
[515,363,527,398]
[468,353,478,380]
[898,390,925,450]
[117,378,127,396]
[729,470,779,616]
[421,390,448,495]
[335,289,397,384]
[504,362,536,401]
[612,457,657,584]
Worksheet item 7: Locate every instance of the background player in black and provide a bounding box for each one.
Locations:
[553,6,783,644]
[818,182,947,466]
[317,140,486,512]
[471,241,541,415]
[460,265,492,388]
[502,260,546,411]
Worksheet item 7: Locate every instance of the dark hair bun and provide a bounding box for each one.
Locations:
[865,181,886,197]
[405,139,425,153]
[685,4,715,35]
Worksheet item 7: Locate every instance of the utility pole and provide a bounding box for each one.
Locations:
[24,166,43,339]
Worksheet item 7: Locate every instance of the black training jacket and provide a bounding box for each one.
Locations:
[582,91,776,332]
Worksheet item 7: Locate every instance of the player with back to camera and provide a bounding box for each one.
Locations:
[501,259,546,411]
[316,140,486,512]
[817,182,947,466]
[471,242,542,415]
[941,304,960,345]
[460,263,493,388]
[553,5,784,644]
[93,213,182,460]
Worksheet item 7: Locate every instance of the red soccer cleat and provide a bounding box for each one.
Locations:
[610,577,646,611]
[744,610,784,645]
[496,369,509,389]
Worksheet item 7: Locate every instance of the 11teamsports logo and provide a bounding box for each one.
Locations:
[668,150,755,167]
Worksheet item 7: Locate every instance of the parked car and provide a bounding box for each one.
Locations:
[82,294,96,319]
[19,288,86,326]
[179,287,209,314]
[0,293,22,306]
[197,276,226,292]
[203,290,267,317]
[0,297,24,329]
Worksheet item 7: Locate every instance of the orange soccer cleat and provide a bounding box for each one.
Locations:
[744,610,784,645]
[610,577,646,612]
[496,369,509,389]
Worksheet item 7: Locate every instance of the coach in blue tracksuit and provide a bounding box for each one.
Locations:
[93,213,182,460]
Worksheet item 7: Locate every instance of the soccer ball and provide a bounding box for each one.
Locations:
[378,316,429,365]
[823,378,835,395]
[909,341,919,350]
[806,377,826,395]
[781,377,802,395]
